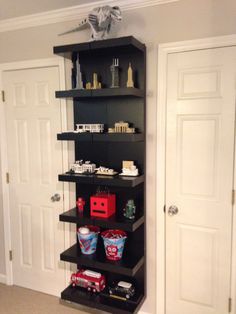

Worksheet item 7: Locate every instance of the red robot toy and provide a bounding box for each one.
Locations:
[76,197,85,213]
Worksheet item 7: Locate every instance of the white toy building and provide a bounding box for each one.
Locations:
[95,166,117,176]
[119,161,139,176]
[71,160,96,174]
[75,124,104,133]
[108,121,135,133]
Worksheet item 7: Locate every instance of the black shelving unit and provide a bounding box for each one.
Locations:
[54,35,146,314]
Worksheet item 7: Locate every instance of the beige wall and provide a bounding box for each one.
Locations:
[0,0,235,313]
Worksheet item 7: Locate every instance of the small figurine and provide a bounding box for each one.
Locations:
[110,58,120,88]
[71,269,106,292]
[126,62,134,88]
[75,124,104,133]
[123,199,136,219]
[108,281,135,300]
[76,197,85,212]
[108,121,135,133]
[119,161,139,176]
[76,54,84,89]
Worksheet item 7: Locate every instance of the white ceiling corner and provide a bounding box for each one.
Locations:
[0,0,179,33]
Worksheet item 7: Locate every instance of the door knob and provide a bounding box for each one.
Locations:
[168,205,178,216]
[51,193,61,202]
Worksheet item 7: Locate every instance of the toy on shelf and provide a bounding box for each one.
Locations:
[123,199,136,219]
[108,281,135,300]
[70,160,96,174]
[110,58,120,88]
[101,229,127,261]
[119,161,139,176]
[76,197,85,213]
[75,123,104,133]
[95,166,117,176]
[86,82,92,89]
[126,62,134,88]
[71,269,106,292]
[77,225,100,255]
[108,121,135,133]
[90,190,116,218]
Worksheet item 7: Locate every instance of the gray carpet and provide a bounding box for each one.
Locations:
[0,284,105,314]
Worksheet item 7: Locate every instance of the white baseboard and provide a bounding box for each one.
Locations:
[0,273,6,284]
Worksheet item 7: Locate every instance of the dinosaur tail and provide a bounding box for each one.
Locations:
[58,18,88,36]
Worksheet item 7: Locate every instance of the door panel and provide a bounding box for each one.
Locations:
[3,66,65,296]
[166,47,236,314]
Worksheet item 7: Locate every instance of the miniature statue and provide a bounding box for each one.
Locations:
[76,54,84,89]
[108,121,135,133]
[123,200,136,220]
[77,197,85,213]
[86,82,92,89]
[92,73,99,89]
[110,58,120,88]
[126,63,134,88]
[120,161,139,176]
[59,6,122,41]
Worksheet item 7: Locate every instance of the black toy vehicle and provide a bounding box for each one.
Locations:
[109,281,135,300]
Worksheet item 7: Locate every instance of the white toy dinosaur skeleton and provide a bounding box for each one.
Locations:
[59,6,122,41]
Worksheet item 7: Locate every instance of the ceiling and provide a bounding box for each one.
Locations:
[0,0,100,20]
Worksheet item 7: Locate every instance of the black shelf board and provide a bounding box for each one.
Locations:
[53,36,145,57]
[55,88,144,99]
[59,208,144,232]
[61,285,145,314]
[57,132,144,142]
[58,173,144,187]
[60,244,144,276]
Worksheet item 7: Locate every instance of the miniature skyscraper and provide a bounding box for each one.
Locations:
[110,58,120,88]
[76,54,84,89]
[126,62,134,88]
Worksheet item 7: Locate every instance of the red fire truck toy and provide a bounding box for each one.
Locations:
[71,269,106,293]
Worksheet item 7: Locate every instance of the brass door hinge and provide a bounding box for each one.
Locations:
[1,90,5,102]
[6,172,9,184]
[232,190,235,206]
[9,250,13,261]
[228,297,232,313]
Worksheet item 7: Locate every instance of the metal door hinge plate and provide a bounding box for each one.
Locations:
[9,250,13,261]
[6,172,9,184]
[1,90,5,102]
[228,297,232,313]
[232,190,235,206]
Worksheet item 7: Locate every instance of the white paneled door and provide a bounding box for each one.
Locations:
[166,47,236,314]
[3,66,65,296]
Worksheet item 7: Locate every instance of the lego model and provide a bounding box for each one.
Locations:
[119,161,139,176]
[71,269,106,292]
[95,166,117,176]
[90,191,116,218]
[70,160,96,174]
[126,63,134,88]
[75,124,104,133]
[108,281,135,300]
[110,58,120,88]
[76,197,85,212]
[108,121,135,133]
[76,54,84,89]
[123,199,136,219]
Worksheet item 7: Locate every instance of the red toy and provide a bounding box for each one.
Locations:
[90,192,116,218]
[77,197,85,212]
[71,269,106,293]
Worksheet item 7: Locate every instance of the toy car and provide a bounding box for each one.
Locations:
[108,281,135,300]
[71,269,106,293]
